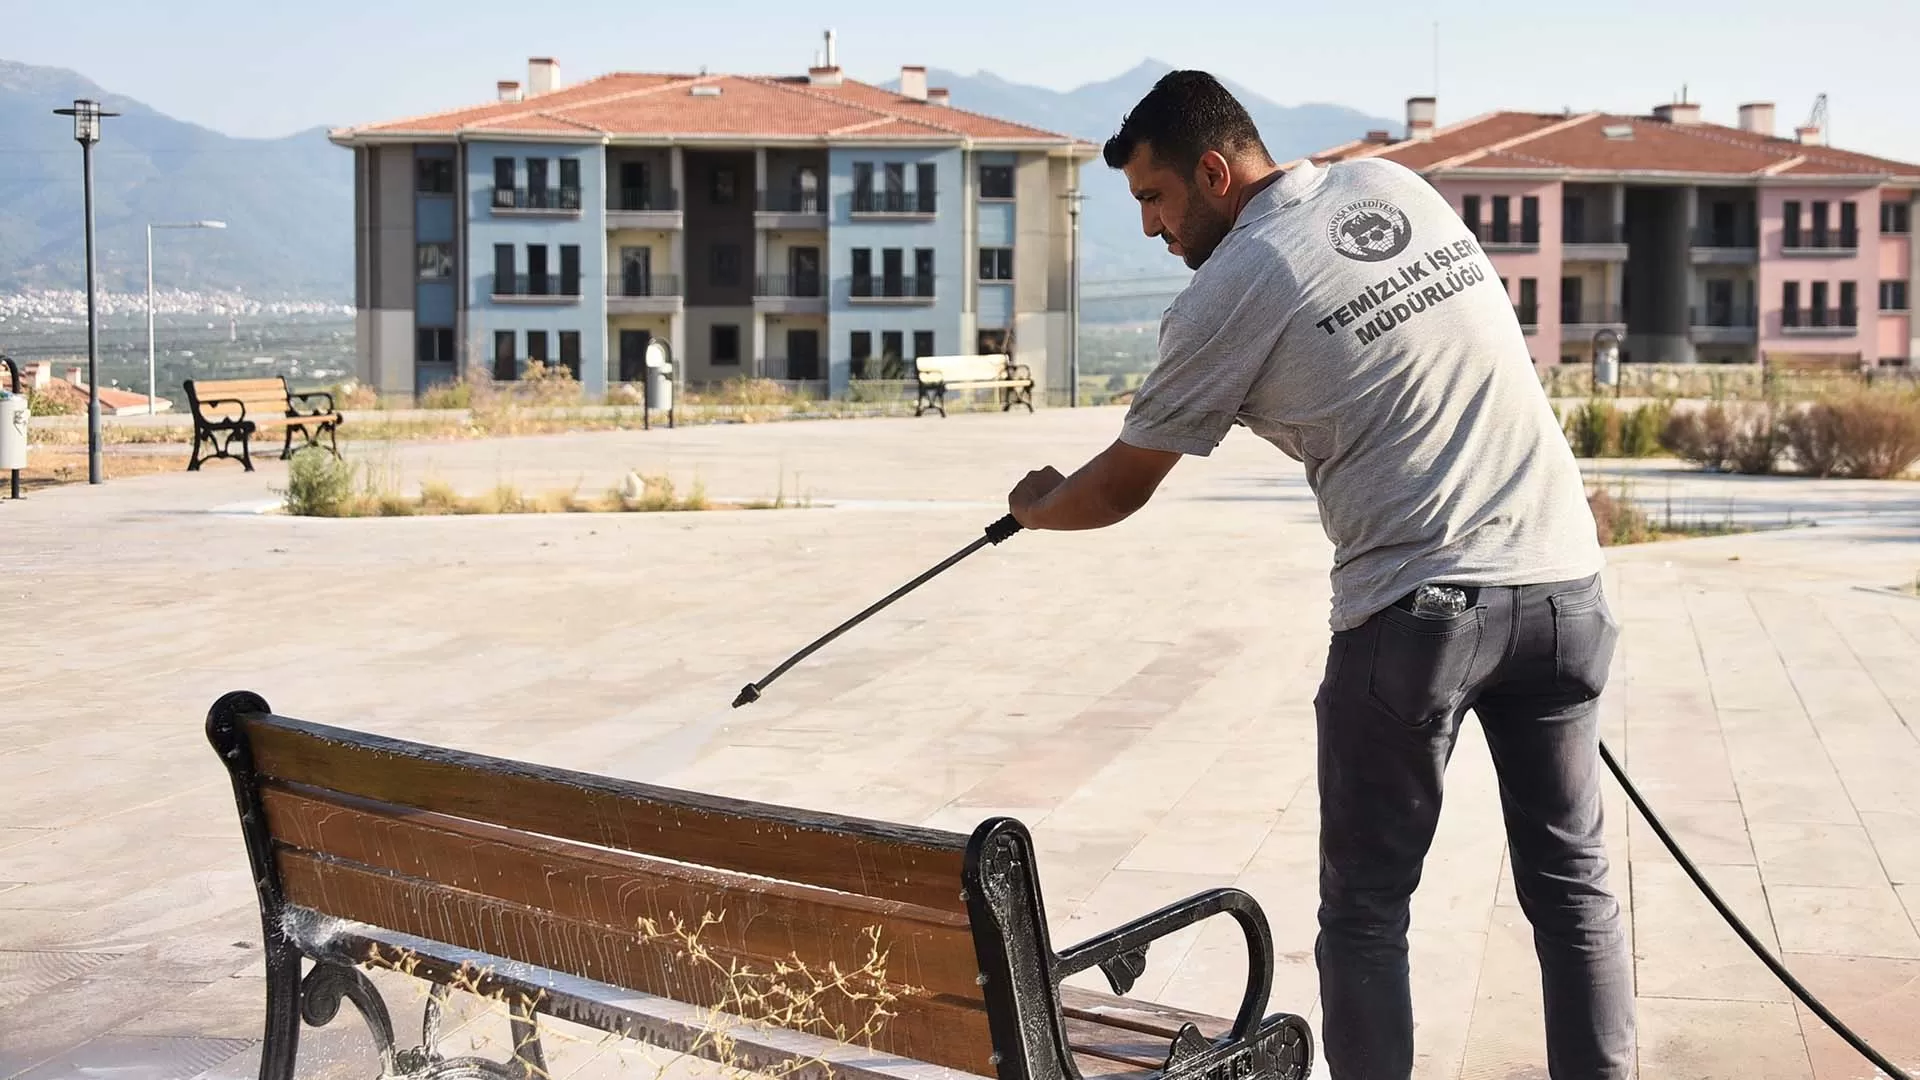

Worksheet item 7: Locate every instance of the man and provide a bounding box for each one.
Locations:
[1006,72,1632,1080]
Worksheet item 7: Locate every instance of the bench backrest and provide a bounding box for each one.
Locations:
[211,699,1000,1075]
[917,354,1011,385]
[185,377,290,417]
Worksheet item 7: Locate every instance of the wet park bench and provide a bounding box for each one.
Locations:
[206,691,1313,1080]
[914,355,1035,418]
[183,376,342,471]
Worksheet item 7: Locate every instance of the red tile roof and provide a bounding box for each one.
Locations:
[333,72,1090,150]
[1310,110,1920,181]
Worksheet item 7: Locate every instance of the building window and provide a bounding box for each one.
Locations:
[415,157,455,194]
[1882,280,1911,311]
[978,329,1009,355]
[527,244,550,294]
[526,330,550,369]
[417,242,453,279]
[1783,281,1801,326]
[881,330,904,368]
[559,158,580,195]
[853,162,874,200]
[1516,278,1538,325]
[1783,201,1802,248]
[494,331,517,381]
[712,324,741,366]
[979,247,1014,281]
[711,243,742,287]
[1520,196,1540,245]
[559,244,580,295]
[1840,202,1859,247]
[915,248,935,296]
[884,163,905,199]
[979,164,1014,200]
[415,327,454,365]
[916,163,937,213]
[493,157,515,206]
[1461,195,1481,237]
[1839,281,1858,326]
[1811,281,1831,326]
[851,330,872,370]
[913,331,935,361]
[1883,202,1913,234]
[558,330,582,379]
[493,244,515,294]
[711,165,737,205]
[1491,195,1511,243]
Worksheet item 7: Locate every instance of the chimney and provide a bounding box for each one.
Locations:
[527,57,558,96]
[497,80,522,103]
[1406,96,1436,142]
[1364,129,1393,144]
[1796,123,1825,146]
[808,29,843,86]
[1654,101,1702,125]
[927,87,950,107]
[824,28,836,68]
[66,366,83,387]
[1737,102,1775,137]
[900,65,928,101]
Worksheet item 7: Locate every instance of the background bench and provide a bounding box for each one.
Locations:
[183,376,341,471]
[206,691,1312,1080]
[915,355,1035,418]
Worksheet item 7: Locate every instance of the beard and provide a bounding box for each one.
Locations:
[1169,191,1235,270]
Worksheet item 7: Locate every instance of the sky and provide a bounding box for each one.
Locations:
[7,0,1920,161]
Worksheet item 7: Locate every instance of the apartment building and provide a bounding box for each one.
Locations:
[1309,98,1920,367]
[329,46,1093,400]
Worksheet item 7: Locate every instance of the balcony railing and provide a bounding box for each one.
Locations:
[606,273,682,298]
[1562,223,1627,245]
[1472,223,1541,249]
[1561,303,1625,325]
[850,274,935,300]
[1784,230,1860,252]
[491,186,583,212]
[491,274,583,299]
[1782,307,1859,330]
[852,189,937,215]
[607,188,680,212]
[758,190,827,214]
[1689,305,1759,328]
[1514,303,1539,327]
[1691,226,1759,248]
[755,274,825,298]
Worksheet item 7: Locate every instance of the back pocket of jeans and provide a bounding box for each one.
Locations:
[1551,582,1619,700]
[1366,606,1485,728]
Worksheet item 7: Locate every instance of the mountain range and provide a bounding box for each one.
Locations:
[0,57,1391,298]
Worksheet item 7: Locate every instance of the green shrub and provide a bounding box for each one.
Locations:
[26,389,76,416]
[1567,398,1621,458]
[1620,401,1670,458]
[283,447,355,516]
[1588,484,1654,546]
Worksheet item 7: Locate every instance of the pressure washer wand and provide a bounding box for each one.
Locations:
[732,513,1024,708]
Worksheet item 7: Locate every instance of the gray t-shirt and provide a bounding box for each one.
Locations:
[1120,156,1601,631]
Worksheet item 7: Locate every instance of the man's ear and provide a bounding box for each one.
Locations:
[1196,150,1233,198]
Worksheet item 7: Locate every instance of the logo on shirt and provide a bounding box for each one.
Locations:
[1328,200,1413,263]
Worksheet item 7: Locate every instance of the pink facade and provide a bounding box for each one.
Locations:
[1433,178,1565,364]
[1756,185,1882,362]
[1880,234,1911,279]
[1879,315,1910,358]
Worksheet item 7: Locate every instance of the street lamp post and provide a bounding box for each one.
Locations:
[1062,190,1084,407]
[147,221,227,414]
[53,99,119,484]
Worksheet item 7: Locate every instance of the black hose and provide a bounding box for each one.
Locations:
[732,514,1023,708]
[1599,739,1911,1080]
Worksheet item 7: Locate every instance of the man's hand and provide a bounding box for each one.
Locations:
[1005,440,1181,532]
[1009,466,1067,528]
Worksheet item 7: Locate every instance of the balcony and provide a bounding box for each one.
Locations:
[490,186,583,216]
[1514,302,1539,331]
[1689,305,1759,345]
[849,275,935,304]
[852,189,937,218]
[756,190,828,230]
[1473,223,1540,252]
[1561,223,1628,262]
[607,188,683,231]
[1782,307,1860,334]
[753,273,826,315]
[1690,226,1759,263]
[1783,230,1861,256]
[605,273,683,315]
[490,274,583,304]
[1560,304,1626,338]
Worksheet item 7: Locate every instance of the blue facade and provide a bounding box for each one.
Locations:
[825,147,964,395]
[414,146,459,394]
[464,140,610,395]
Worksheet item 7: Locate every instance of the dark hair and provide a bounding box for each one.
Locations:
[1103,70,1270,175]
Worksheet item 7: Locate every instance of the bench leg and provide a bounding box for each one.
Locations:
[425,982,549,1078]
[281,425,297,461]
[326,421,341,459]
[187,427,207,471]
[257,942,304,1080]
[239,428,255,472]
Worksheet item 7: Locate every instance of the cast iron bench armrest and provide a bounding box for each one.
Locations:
[287,390,336,417]
[1055,887,1275,1042]
[196,396,252,425]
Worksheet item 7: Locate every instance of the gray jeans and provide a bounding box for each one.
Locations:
[1313,574,1634,1080]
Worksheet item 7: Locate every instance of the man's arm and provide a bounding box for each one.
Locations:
[1008,438,1181,531]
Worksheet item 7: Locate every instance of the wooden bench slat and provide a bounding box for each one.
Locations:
[244,713,972,912]
[1060,986,1232,1041]
[262,784,986,999]
[250,413,343,428]
[276,850,1000,1075]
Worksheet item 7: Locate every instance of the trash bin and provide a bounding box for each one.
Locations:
[0,393,27,472]
[644,339,674,412]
